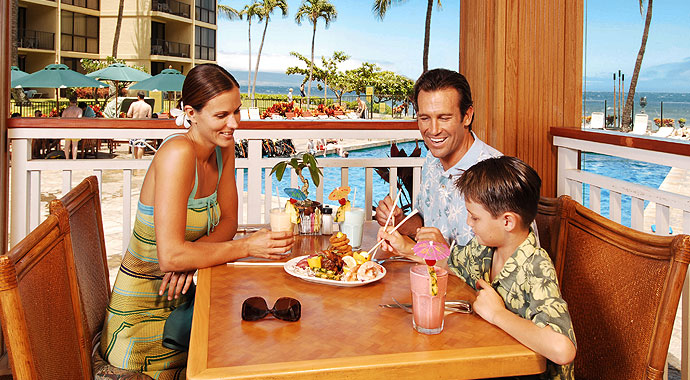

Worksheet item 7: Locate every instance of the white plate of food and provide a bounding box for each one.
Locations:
[284,255,386,287]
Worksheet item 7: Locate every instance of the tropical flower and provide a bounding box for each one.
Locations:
[170,103,191,128]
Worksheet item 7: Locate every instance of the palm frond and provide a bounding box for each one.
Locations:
[218,4,241,20]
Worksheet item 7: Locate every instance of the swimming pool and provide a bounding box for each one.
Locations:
[247,141,671,228]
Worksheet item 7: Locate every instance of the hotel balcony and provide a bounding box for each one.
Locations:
[151,38,190,58]
[17,29,55,50]
[152,0,191,19]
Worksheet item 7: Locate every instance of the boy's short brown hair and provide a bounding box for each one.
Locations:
[455,156,541,229]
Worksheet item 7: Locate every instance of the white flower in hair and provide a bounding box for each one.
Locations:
[170,102,191,128]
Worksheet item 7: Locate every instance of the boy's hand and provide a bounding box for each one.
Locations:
[377,225,414,255]
[414,227,447,247]
[473,279,507,325]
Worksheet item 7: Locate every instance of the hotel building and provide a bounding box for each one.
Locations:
[17,0,218,75]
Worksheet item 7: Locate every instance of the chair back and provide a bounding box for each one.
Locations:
[554,196,690,380]
[0,209,92,379]
[632,114,649,135]
[49,176,110,349]
[535,196,562,268]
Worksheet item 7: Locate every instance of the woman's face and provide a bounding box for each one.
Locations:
[187,87,241,148]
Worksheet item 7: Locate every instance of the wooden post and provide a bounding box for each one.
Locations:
[1,0,11,254]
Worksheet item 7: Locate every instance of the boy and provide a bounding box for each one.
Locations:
[451,156,575,379]
[378,156,576,379]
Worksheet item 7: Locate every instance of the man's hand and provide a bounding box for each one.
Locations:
[375,195,402,227]
[473,279,507,325]
[159,271,195,301]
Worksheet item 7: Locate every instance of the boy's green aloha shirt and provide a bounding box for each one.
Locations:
[447,231,576,380]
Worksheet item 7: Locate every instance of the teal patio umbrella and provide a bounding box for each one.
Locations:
[11,63,107,109]
[10,66,28,82]
[130,68,185,113]
[87,63,151,118]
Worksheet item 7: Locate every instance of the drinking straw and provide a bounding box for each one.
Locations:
[352,187,357,207]
[275,185,281,209]
[367,209,419,257]
[384,189,403,228]
[449,239,456,252]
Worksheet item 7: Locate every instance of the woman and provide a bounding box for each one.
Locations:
[100,64,294,379]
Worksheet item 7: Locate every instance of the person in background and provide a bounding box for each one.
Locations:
[127,90,153,159]
[376,68,501,251]
[61,95,83,160]
[11,112,20,118]
[78,101,96,118]
[300,82,306,97]
[356,96,367,119]
[288,88,293,102]
[34,109,42,118]
[100,63,294,379]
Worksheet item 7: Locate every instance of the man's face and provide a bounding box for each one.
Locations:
[417,88,473,169]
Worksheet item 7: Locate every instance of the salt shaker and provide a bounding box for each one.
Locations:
[321,206,334,235]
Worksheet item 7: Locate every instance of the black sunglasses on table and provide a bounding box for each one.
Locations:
[241,296,301,322]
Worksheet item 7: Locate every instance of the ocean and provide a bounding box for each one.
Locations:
[582,91,688,124]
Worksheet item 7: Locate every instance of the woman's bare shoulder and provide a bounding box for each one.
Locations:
[154,135,196,164]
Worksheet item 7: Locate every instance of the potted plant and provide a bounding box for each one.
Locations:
[271,153,324,234]
[679,118,686,128]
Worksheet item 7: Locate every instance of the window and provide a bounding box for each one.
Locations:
[195,0,216,24]
[61,0,99,11]
[62,57,86,74]
[195,26,215,61]
[61,11,98,53]
[151,62,165,75]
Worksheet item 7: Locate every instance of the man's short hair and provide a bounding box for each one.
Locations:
[137,91,146,99]
[413,68,474,130]
[78,101,87,109]
[455,156,541,229]
[68,95,77,103]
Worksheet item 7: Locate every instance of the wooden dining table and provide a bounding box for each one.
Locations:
[188,221,545,379]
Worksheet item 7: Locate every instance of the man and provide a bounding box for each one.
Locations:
[375,68,501,248]
[288,88,293,102]
[127,91,152,159]
[62,95,83,160]
[34,109,42,118]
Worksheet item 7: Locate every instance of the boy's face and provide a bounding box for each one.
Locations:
[465,199,506,247]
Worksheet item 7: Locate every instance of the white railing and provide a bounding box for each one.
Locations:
[8,120,424,253]
[553,127,690,380]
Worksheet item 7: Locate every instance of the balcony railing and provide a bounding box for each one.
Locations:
[151,38,190,58]
[152,0,191,19]
[17,29,55,50]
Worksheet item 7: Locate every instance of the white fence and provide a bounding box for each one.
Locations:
[8,121,424,251]
[553,127,690,380]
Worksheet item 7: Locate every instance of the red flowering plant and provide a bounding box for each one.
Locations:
[49,107,64,117]
[315,103,342,117]
[654,118,662,128]
[663,118,675,128]
[261,102,303,119]
[91,104,105,118]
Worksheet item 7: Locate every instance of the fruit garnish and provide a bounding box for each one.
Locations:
[353,251,367,265]
[342,255,357,269]
[289,198,297,204]
[307,256,322,269]
[338,198,347,205]
[336,232,343,238]
[424,259,436,266]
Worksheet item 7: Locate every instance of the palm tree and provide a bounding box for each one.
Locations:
[251,0,288,102]
[621,0,652,131]
[112,0,125,58]
[295,0,337,107]
[219,4,246,91]
[237,3,261,99]
[373,0,441,73]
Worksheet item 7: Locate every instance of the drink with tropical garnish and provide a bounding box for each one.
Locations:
[410,265,448,334]
[270,208,294,232]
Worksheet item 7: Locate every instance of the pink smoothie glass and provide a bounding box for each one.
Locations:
[410,265,448,335]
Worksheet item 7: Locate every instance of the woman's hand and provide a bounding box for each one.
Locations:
[244,228,294,259]
[159,271,195,301]
[473,279,508,325]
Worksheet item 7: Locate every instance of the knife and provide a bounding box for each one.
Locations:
[379,300,472,314]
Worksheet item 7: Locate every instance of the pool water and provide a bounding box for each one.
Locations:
[243,141,671,228]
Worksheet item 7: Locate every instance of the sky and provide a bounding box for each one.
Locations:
[216,0,690,93]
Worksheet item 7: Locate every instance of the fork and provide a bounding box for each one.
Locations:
[391,297,413,313]
[373,256,417,265]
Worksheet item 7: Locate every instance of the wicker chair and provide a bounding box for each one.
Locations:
[0,208,92,379]
[49,176,152,380]
[535,196,563,268]
[554,195,690,380]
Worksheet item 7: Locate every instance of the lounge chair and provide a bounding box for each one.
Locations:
[239,108,249,120]
[248,107,260,120]
[589,112,605,129]
[631,114,649,135]
[652,126,674,138]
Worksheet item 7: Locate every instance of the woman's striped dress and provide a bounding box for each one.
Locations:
[101,145,222,380]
